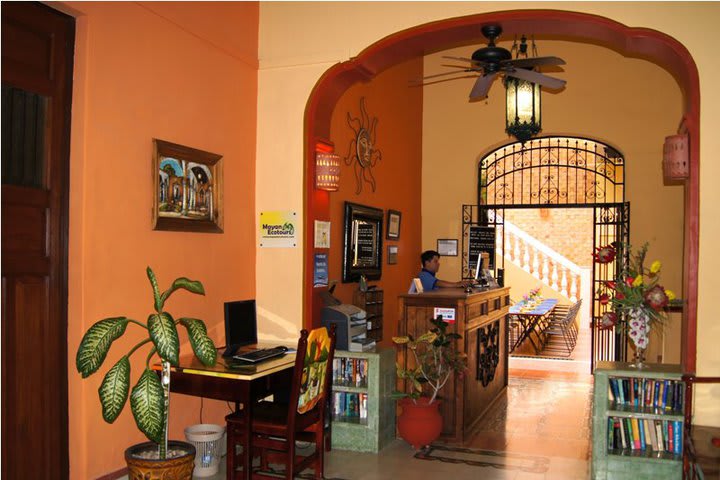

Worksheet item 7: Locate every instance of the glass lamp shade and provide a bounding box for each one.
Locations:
[505,76,541,143]
[315,151,340,191]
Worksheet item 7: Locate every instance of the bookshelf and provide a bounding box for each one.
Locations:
[330,347,395,452]
[592,362,684,479]
[353,288,384,342]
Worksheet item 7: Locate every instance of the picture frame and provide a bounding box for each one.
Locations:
[152,139,223,233]
[387,245,398,265]
[437,238,458,256]
[343,202,383,282]
[386,209,401,240]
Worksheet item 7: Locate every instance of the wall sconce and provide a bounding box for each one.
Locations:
[505,75,541,143]
[315,151,340,191]
[662,134,689,181]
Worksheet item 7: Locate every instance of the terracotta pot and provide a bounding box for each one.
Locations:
[397,397,443,449]
[125,440,196,480]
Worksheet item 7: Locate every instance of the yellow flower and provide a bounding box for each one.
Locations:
[665,289,676,301]
[632,274,644,287]
[650,260,662,274]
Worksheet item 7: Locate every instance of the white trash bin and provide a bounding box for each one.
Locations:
[184,424,226,478]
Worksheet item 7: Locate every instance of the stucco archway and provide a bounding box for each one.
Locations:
[303,10,699,372]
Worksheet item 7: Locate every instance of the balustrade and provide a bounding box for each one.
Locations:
[500,220,584,302]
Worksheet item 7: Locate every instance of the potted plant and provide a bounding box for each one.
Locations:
[392,316,467,449]
[76,267,217,479]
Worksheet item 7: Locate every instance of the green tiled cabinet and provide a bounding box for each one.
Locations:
[330,347,395,452]
[592,362,684,479]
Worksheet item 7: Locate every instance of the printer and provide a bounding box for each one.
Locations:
[320,304,374,352]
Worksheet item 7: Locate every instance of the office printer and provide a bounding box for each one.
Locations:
[320,304,374,351]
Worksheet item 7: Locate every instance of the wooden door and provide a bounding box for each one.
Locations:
[2,3,74,479]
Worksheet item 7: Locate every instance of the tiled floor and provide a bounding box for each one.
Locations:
[204,365,594,480]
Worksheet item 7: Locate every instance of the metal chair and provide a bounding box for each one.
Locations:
[542,299,582,357]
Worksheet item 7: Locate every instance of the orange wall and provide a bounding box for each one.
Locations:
[326,59,423,344]
[64,2,258,478]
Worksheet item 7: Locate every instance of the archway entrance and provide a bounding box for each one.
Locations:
[304,10,699,372]
[466,136,629,369]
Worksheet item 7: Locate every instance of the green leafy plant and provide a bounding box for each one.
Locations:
[392,316,467,404]
[76,267,216,458]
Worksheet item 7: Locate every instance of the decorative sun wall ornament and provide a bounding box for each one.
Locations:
[344,97,382,194]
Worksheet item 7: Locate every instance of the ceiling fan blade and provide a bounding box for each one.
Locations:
[469,73,497,100]
[504,56,566,68]
[505,68,566,89]
[417,70,474,81]
[441,55,474,63]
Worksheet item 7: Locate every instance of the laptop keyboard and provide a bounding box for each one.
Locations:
[233,346,287,364]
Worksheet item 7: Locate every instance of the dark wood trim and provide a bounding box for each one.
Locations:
[302,10,700,380]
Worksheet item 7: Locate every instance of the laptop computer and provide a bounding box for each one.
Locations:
[222,299,258,357]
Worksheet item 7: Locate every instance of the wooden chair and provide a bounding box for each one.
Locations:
[226,325,336,479]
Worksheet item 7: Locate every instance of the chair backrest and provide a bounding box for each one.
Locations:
[287,326,336,419]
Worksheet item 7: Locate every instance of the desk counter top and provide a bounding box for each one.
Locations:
[399,286,507,300]
[153,348,296,381]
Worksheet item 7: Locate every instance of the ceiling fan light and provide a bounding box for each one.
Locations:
[505,76,541,143]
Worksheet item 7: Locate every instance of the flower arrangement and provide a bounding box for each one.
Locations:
[594,242,676,352]
[522,286,542,304]
[392,316,468,404]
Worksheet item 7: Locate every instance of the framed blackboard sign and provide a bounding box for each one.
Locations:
[468,225,496,272]
[343,202,383,282]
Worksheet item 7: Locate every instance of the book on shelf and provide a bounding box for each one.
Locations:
[608,417,682,454]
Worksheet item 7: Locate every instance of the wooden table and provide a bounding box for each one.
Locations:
[156,346,296,480]
[509,298,557,354]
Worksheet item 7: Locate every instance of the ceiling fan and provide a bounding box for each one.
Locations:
[418,24,567,100]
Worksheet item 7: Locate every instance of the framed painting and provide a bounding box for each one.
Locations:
[152,139,223,233]
[386,209,401,240]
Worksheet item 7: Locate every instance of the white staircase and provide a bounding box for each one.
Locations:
[498,219,591,304]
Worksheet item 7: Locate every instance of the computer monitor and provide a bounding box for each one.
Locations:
[474,253,484,281]
[222,299,257,357]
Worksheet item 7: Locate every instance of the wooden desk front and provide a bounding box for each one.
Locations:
[160,348,296,480]
[397,287,510,444]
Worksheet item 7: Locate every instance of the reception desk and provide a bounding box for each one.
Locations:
[397,287,510,444]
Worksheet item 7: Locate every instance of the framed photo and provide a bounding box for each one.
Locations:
[153,139,223,233]
[386,209,401,240]
[437,239,458,256]
[387,245,398,265]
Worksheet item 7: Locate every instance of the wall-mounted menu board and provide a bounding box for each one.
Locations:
[468,225,496,272]
[343,202,383,282]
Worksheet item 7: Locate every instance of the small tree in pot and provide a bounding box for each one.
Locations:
[392,316,467,449]
[76,267,217,478]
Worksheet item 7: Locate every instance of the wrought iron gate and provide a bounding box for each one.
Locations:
[591,203,630,369]
[466,136,628,369]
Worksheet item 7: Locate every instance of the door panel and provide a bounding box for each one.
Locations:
[1,3,74,479]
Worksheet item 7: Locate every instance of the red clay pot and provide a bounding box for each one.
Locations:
[397,397,442,449]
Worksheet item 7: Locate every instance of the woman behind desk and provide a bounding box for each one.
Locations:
[418,250,473,291]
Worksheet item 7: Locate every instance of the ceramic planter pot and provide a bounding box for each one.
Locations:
[125,440,195,480]
[397,397,442,449]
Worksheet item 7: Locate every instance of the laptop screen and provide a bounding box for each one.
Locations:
[224,300,257,349]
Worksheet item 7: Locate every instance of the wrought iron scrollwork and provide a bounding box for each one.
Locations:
[478,136,624,208]
[476,321,500,387]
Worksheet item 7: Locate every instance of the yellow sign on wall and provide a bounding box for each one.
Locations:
[259,211,298,247]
